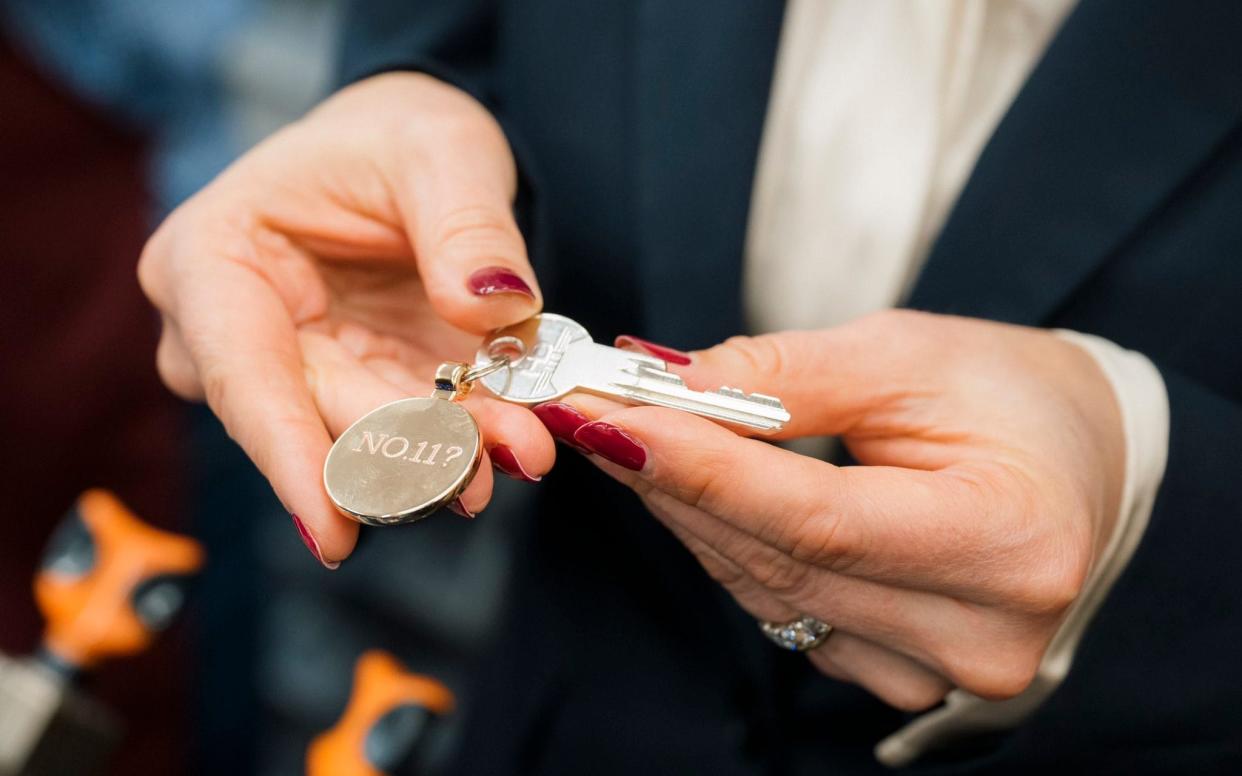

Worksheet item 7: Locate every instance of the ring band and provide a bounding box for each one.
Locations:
[759,616,833,651]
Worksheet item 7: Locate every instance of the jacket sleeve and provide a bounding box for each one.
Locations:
[336,0,498,96]
[335,0,545,265]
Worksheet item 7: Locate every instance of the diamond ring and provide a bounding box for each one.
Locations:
[759,616,833,651]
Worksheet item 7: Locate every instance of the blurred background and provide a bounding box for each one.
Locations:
[0,2,518,773]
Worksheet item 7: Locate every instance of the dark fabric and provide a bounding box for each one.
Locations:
[0,38,189,776]
[338,0,1242,772]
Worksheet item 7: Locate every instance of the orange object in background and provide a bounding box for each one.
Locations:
[0,491,204,776]
[308,651,454,776]
[35,490,204,671]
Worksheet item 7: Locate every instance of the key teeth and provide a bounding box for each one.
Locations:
[631,362,684,385]
[749,392,786,409]
[716,386,786,409]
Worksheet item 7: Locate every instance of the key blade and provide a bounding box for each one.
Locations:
[476,313,791,432]
[607,364,790,433]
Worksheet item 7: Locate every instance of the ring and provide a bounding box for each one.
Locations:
[759,616,833,651]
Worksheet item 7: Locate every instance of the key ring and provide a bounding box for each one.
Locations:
[462,355,510,384]
[433,356,510,401]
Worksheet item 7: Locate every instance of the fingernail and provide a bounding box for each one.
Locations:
[447,498,476,518]
[533,402,592,451]
[614,335,692,366]
[489,444,542,482]
[291,514,340,570]
[467,266,535,299]
[573,421,647,471]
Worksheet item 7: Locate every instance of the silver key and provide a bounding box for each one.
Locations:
[474,314,790,433]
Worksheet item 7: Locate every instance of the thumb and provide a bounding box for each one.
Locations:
[615,314,925,438]
[395,100,542,334]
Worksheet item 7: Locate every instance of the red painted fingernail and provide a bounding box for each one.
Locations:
[573,421,648,471]
[447,498,476,518]
[489,444,542,482]
[614,335,692,365]
[291,514,339,570]
[533,402,592,451]
[467,266,535,299]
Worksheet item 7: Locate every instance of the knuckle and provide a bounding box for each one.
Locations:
[852,309,940,357]
[885,683,948,713]
[403,88,497,143]
[783,508,861,574]
[745,551,816,598]
[431,204,520,255]
[1014,543,1089,616]
[390,94,514,188]
[945,643,1042,701]
[155,338,202,401]
[968,466,1089,616]
[668,447,733,514]
[720,333,790,379]
[994,483,1091,616]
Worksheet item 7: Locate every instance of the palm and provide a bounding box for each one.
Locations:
[307,257,482,393]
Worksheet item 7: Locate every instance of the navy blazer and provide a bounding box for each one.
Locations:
[340,1,1242,773]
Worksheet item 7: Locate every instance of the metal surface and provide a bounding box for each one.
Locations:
[323,397,482,526]
[461,356,510,386]
[477,313,791,432]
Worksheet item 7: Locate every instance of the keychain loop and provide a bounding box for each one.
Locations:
[432,362,469,401]
[433,356,510,401]
[462,355,510,384]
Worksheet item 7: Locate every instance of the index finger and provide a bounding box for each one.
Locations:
[560,400,1016,601]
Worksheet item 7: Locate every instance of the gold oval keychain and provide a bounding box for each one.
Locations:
[322,360,505,526]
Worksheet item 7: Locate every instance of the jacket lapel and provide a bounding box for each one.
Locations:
[908,0,1242,324]
[634,0,786,347]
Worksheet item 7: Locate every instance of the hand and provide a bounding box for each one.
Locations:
[549,311,1125,710]
[139,73,555,566]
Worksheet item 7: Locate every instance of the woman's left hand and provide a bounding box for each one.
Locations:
[542,311,1126,712]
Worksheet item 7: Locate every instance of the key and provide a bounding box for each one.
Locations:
[475,314,791,433]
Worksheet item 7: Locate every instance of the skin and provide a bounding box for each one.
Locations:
[567,311,1125,710]
[139,73,557,564]
[141,73,1126,710]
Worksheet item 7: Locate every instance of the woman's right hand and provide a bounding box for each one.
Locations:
[139,73,555,567]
